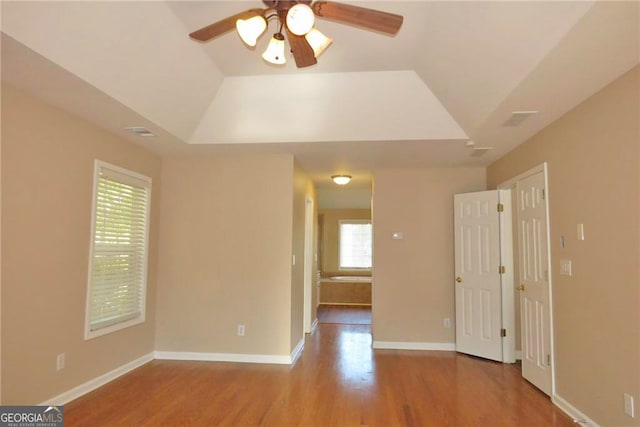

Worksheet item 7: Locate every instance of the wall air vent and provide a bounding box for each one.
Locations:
[502,111,538,127]
[125,127,155,137]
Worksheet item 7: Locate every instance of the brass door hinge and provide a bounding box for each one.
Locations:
[499,265,506,274]
[501,329,506,337]
[497,203,504,212]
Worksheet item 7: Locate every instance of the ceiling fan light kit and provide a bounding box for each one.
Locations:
[305,28,332,57]
[189,1,403,68]
[262,33,287,65]
[286,4,315,36]
[236,15,268,47]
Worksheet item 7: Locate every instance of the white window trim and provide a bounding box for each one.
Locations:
[338,219,372,271]
[84,160,152,340]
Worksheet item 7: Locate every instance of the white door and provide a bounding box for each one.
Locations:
[517,172,552,395]
[454,191,503,362]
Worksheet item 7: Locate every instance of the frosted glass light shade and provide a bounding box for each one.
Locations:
[305,28,332,57]
[236,15,267,47]
[331,175,352,185]
[262,33,286,65]
[286,4,315,35]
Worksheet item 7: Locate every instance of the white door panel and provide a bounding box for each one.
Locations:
[517,172,552,395]
[454,191,502,362]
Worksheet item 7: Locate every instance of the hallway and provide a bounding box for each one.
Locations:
[65,323,574,426]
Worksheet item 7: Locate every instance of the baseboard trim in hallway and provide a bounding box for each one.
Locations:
[372,341,456,351]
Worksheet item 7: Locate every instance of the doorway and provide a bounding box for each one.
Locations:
[315,185,373,327]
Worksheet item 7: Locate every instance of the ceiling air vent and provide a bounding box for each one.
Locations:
[502,111,538,127]
[470,147,492,157]
[125,126,155,137]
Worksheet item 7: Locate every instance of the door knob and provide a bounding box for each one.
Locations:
[455,277,463,283]
[517,284,526,291]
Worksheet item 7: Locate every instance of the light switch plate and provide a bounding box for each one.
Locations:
[577,223,585,241]
[560,259,572,276]
[392,232,403,240]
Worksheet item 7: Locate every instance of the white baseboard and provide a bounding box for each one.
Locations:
[290,337,305,364]
[515,350,522,360]
[154,350,292,365]
[39,352,154,406]
[40,343,305,406]
[372,341,456,351]
[310,318,318,334]
[319,302,372,306]
[553,393,600,427]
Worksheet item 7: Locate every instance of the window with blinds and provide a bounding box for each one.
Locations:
[339,220,372,270]
[85,160,151,339]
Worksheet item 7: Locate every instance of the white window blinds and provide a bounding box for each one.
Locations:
[339,221,372,269]
[86,161,151,338]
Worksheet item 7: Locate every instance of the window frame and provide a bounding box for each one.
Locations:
[338,219,373,271]
[84,160,152,340]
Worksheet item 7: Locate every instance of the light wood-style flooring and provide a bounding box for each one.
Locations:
[317,304,371,325]
[65,323,574,426]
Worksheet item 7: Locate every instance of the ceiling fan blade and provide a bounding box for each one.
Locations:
[312,1,403,35]
[189,9,264,42]
[285,27,317,68]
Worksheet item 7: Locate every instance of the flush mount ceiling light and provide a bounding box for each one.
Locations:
[331,175,352,185]
[189,1,403,68]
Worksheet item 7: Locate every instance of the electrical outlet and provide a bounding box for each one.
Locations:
[237,324,245,337]
[56,353,65,371]
[443,318,451,329]
[624,393,635,418]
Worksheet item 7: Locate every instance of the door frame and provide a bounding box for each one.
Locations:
[497,162,556,396]
[303,197,314,334]
[498,189,515,363]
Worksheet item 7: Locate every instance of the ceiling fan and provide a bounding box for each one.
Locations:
[189,0,403,68]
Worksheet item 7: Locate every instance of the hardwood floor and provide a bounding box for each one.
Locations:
[317,304,372,325]
[65,324,574,426]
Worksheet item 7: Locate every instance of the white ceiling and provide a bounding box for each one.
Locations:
[1,1,638,192]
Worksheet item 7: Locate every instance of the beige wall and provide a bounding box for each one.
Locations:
[372,168,486,344]
[318,209,371,275]
[1,84,161,404]
[488,66,640,426]
[154,154,297,357]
